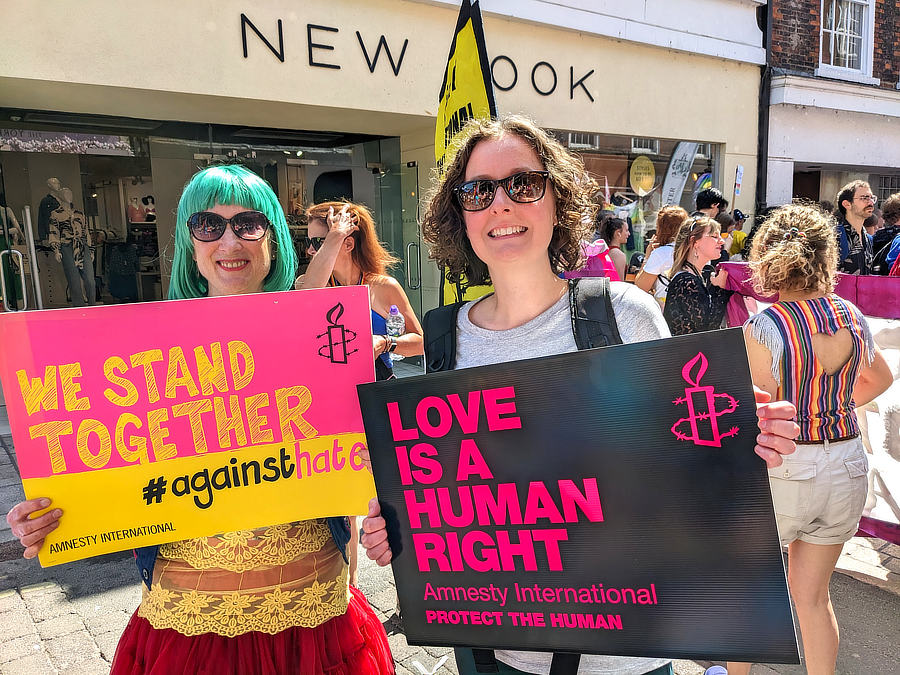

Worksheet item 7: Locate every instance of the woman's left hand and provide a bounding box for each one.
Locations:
[753,388,799,468]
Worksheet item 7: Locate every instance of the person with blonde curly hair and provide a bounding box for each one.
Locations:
[360,115,804,675]
[732,203,892,675]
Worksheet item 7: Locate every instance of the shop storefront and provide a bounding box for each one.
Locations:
[0,0,764,316]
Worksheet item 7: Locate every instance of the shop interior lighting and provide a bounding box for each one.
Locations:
[23,112,161,131]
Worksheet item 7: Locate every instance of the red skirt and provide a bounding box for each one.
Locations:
[111,586,395,675]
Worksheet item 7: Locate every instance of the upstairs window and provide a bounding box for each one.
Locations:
[822,0,866,70]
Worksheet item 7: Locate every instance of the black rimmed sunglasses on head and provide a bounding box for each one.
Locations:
[187,210,270,242]
[454,170,550,212]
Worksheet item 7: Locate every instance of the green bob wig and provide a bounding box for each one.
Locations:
[168,164,298,299]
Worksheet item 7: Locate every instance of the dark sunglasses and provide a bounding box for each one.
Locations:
[454,170,550,212]
[187,210,270,242]
[302,236,326,250]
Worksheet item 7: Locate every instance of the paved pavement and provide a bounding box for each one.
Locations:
[1,394,898,674]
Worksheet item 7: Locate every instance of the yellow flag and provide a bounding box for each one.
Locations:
[436,1,497,304]
[435,0,497,173]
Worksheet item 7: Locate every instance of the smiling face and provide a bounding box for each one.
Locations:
[461,134,556,272]
[192,203,272,297]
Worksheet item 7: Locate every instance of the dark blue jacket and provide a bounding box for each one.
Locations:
[836,219,873,274]
[135,516,351,589]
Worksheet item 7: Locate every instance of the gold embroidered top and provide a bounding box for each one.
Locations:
[138,519,349,637]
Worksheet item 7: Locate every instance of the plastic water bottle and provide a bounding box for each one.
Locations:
[704,667,728,675]
[385,305,405,361]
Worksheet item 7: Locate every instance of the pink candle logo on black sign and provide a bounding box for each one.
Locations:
[671,352,739,447]
[317,302,358,364]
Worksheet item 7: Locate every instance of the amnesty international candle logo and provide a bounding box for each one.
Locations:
[317,302,359,365]
[671,352,739,447]
[358,328,798,663]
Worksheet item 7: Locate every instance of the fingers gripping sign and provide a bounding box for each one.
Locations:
[361,497,392,566]
[6,498,63,559]
[752,387,800,469]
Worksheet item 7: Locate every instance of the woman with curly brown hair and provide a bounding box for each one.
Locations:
[360,115,803,675]
[732,204,892,675]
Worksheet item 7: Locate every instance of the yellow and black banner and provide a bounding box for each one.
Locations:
[436,0,496,305]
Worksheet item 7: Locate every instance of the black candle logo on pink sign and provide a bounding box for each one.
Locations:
[317,302,358,364]
[671,352,739,447]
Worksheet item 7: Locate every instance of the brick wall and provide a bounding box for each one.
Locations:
[770,0,820,74]
[771,0,899,88]
[873,0,899,88]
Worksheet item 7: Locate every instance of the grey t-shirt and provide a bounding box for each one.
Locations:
[455,281,672,674]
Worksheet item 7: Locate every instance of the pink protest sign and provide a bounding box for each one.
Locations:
[0,287,377,565]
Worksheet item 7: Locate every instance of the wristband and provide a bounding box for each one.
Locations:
[388,336,398,353]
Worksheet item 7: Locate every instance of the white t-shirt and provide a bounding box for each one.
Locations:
[641,244,674,301]
[454,283,672,675]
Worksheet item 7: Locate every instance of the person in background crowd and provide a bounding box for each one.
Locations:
[728,209,749,258]
[5,165,395,675]
[863,208,883,236]
[692,187,728,218]
[873,192,900,275]
[714,211,734,264]
[634,205,687,306]
[834,180,875,275]
[296,201,423,381]
[600,216,629,280]
[734,204,892,675]
[663,216,732,335]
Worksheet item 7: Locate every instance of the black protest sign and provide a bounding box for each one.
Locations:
[357,328,799,663]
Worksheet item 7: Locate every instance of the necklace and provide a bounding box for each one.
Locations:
[328,270,364,287]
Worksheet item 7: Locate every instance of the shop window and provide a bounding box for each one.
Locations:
[630,137,659,155]
[568,133,600,150]
[694,144,711,160]
[878,175,900,202]
[818,0,877,83]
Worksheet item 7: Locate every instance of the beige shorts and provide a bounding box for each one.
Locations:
[767,436,868,547]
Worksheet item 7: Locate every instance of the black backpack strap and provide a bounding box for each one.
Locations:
[471,648,500,672]
[568,277,622,349]
[423,302,465,373]
[549,652,582,674]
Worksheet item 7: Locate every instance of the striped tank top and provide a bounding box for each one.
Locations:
[746,295,874,442]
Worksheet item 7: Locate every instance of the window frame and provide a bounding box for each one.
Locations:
[816,0,878,85]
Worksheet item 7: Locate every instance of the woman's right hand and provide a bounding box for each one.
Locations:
[6,498,62,559]
[645,235,658,255]
[361,497,393,566]
[325,204,358,241]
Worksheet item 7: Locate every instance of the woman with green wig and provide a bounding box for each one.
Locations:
[6,164,396,674]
